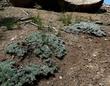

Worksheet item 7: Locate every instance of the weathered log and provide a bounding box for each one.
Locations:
[63,0,104,12]
[9,0,104,12]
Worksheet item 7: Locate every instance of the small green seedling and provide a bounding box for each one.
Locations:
[31,14,44,30]
[59,14,72,26]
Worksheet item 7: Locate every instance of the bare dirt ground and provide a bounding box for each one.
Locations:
[0,6,110,86]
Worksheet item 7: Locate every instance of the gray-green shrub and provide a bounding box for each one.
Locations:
[65,22,106,37]
[0,17,18,30]
[5,32,66,59]
[25,32,66,59]
[0,60,57,86]
[5,42,28,57]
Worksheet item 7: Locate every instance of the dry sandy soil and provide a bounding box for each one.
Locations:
[0,6,110,86]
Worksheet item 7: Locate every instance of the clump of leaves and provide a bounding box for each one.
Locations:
[65,22,106,37]
[0,17,18,30]
[59,14,72,26]
[25,32,66,59]
[5,42,28,57]
[0,60,57,86]
[5,32,66,59]
[0,60,17,86]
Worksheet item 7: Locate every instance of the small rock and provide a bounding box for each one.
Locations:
[92,51,99,57]
[0,26,7,30]
[59,76,63,80]
[47,81,50,84]
[104,38,108,41]
[70,67,73,70]
[95,20,103,25]
[10,35,17,41]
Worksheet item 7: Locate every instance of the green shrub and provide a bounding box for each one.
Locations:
[65,22,106,37]
[25,32,66,59]
[0,60,17,86]
[0,60,57,86]
[5,42,28,57]
[0,17,18,30]
[5,32,66,59]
